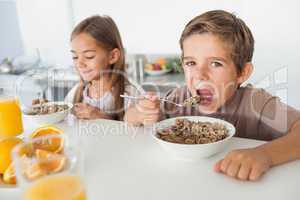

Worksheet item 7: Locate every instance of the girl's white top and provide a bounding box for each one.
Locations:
[65,83,115,113]
[65,83,138,112]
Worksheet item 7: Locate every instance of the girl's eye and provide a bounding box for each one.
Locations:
[211,61,223,67]
[184,61,196,67]
[72,57,78,60]
[85,56,95,59]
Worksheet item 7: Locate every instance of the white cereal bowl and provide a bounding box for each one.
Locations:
[22,101,73,125]
[152,116,236,161]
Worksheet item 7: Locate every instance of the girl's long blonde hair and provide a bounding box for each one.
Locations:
[71,15,125,120]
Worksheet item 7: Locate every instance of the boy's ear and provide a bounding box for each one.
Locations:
[108,48,121,65]
[237,63,253,85]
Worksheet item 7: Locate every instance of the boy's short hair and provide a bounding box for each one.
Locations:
[179,10,254,73]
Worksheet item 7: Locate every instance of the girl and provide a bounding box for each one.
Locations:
[65,15,126,120]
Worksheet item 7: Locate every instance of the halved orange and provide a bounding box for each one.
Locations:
[35,149,67,173]
[30,126,63,138]
[30,126,64,153]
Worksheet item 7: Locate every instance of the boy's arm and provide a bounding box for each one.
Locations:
[214,89,300,181]
[258,119,300,166]
[256,94,300,165]
[124,105,143,126]
[124,94,161,126]
[214,119,300,181]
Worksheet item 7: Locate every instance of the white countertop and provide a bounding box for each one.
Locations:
[1,119,300,200]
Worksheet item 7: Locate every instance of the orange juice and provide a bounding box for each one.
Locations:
[24,175,86,200]
[0,97,23,138]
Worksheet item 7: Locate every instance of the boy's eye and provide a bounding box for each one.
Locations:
[184,61,196,67]
[211,61,223,67]
[72,56,78,60]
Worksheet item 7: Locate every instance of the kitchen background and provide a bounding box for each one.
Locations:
[0,0,299,109]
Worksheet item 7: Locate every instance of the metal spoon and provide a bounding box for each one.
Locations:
[120,94,184,107]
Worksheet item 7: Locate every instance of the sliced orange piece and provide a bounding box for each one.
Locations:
[0,137,23,174]
[24,162,46,181]
[30,125,64,153]
[35,149,53,159]
[18,154,45,181]
[35,149,67,173]
[3,162,16,184]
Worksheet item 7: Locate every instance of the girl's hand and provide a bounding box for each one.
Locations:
[72,103,103,119]
[124,93,160,126]
[213,147,273,181]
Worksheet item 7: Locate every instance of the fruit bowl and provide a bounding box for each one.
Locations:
[144,57,173,76]
[144,68,172,76]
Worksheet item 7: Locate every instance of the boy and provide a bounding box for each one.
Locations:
[124,10,300,181]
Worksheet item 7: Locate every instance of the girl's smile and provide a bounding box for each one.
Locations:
[80,69,95,79]
[71,33,111,82]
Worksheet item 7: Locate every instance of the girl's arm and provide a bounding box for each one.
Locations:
[73,103,114,120]
[88,107,114,120]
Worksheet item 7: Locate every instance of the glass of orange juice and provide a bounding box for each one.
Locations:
[12,134,87,200]
[0,92,23,138]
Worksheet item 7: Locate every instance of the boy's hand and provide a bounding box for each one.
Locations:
[73,103,102,119]
[136,93,160,125]
[124,92,160,126]
[214,147,273,181]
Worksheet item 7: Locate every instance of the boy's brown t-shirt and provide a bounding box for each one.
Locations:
[161,84,300,141]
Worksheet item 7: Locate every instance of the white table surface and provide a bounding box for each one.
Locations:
[1,119,300,200]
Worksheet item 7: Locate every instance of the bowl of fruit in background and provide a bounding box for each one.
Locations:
[144,57,181,76]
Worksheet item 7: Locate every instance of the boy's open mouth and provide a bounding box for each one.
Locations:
[196,88,214,106]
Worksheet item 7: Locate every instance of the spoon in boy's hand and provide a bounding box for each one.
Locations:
[120,94,203,107]
[182,95,203,107]
[120,94,183,107]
